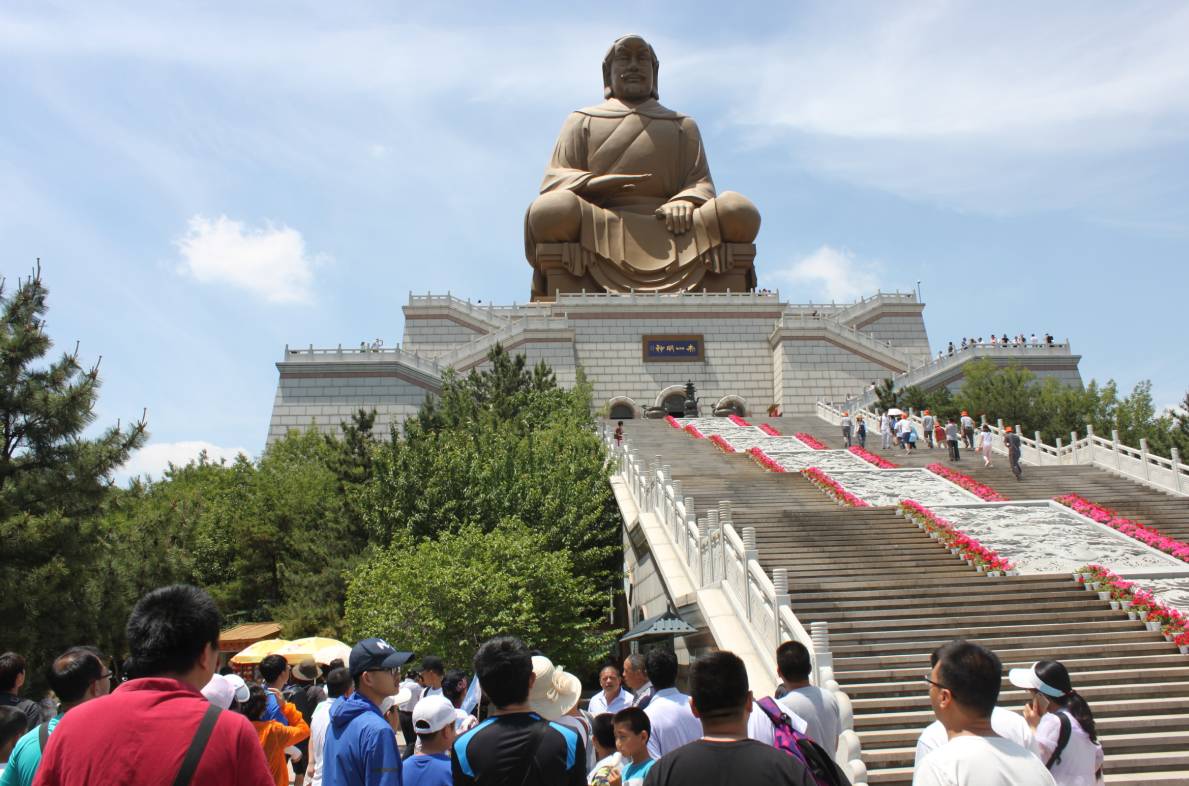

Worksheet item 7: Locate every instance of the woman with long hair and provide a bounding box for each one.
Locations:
[1011,661,1104,786]
[237,684,311,786]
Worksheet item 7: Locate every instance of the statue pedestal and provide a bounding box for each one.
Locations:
[532,242,757,302]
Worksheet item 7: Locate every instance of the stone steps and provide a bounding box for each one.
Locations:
[619,416,1189,786]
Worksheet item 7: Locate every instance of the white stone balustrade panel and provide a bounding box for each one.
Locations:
[827,469,981,507]
[930,503,1189,576]
[765,450,872,473]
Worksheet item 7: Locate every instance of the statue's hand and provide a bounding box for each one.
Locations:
[655,200,694,235]
[584,173,652,196]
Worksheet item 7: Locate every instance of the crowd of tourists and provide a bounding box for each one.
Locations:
[0,584,1103,786]
[937,334,1058,360]
[837,409,1024,480]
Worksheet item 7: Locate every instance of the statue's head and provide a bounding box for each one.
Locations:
[602,35,659,101]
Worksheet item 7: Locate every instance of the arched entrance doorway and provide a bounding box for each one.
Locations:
[655,385,689,417]
[606,396,641,420]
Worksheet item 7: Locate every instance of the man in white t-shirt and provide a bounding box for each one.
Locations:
[913,640,1055,786]
[587,664,633,716]
[308,666,354,786]
[915,706,1038,766]
[748,640,840,759]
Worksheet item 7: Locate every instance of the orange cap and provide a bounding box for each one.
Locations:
[961,410,968,416]
[923,409,930,415]
[1005,426,1013,432]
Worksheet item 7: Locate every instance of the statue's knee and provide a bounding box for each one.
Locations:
[716,191,760,243]
[528,191,583,242]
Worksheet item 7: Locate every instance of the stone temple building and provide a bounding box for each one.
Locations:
[264,289,1081,446]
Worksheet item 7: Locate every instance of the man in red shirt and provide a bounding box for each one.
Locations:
[33,585,272,786]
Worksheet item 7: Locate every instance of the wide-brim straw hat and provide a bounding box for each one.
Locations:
[528,655,582,721]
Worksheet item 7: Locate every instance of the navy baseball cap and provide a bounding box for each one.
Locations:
[349,638,414,677]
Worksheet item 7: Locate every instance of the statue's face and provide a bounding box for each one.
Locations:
[609,37,655,100]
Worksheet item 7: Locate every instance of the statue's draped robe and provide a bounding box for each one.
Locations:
[526,98,732,292]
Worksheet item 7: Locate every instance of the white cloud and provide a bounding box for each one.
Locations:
[116,440,250,484]
[772,245,884,303]
[175,214,323,303]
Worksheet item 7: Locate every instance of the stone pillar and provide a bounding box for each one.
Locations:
[1172,448,1183,494]
[1071,431,1079,463]
[1112,430,1122,470]
[1140,438,1151,482]
[1034,432,1043,465]
[772,568,790,647]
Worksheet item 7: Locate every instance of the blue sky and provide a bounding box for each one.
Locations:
[2,1,1187,481]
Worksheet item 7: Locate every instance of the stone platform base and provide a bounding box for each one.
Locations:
[531,242,756,302]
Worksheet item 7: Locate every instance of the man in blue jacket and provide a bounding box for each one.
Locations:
[323,638,413,786]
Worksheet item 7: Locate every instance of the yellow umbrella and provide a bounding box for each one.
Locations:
[229,638,291,666]
[277,637,351,666]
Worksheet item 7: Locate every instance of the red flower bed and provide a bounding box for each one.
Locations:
[795,433,828,450]
[802,467,868,507]
[900,500,1015,573]
[926,463,1009,502]
[1080,564,1187,641]
[710,434,736,453]
[759,424,782,436]
[664,415,681,429]
[728,414,753,427]
[748,447,786,472]
[1058,494,1189,564]
[683,423,706,439]
[848,446,899,469]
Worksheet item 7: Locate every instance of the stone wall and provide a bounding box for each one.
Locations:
[776,336,902,413]
[266,364,435,445]
[855,312,932,366]
[400,316,485,358]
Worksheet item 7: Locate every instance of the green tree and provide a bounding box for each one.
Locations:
[344,522,615,669]
[873,378,899,411]
[954,359,1038,430]
[0,267,146,687]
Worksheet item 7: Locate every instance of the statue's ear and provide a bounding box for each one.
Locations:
[604,85,614,99]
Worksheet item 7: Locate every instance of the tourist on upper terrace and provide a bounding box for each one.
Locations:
[945,418,961,462]
[589,664,633,717]
[840,412,853,448]
[451,635,585,786]
[623,655,653,710]
[979,425,995,468]
[642,651,815,786]
[1011,662,1103,786]
[1005,428,1024,481]
[913,641,1055,786]
[748,641,839,760]
[0,656,41,734]
[642,651,701,759]
[33,584,274,786]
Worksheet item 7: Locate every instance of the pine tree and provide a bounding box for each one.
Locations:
[0,264,146,688]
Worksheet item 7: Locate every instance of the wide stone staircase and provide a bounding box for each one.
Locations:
[621,415,1189,785]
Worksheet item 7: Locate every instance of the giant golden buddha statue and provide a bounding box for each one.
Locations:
[525,35,761,300]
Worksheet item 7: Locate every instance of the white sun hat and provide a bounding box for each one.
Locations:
[1007,662,1066,698]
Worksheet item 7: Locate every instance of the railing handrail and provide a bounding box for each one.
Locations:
[281,343,443,376]
[774,312,913,367]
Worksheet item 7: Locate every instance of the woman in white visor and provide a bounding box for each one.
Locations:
[1010,661,1103,786]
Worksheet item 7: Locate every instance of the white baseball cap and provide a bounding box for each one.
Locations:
[201,674,249,709]
[412,695,456,734]
[225,674,251,704]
